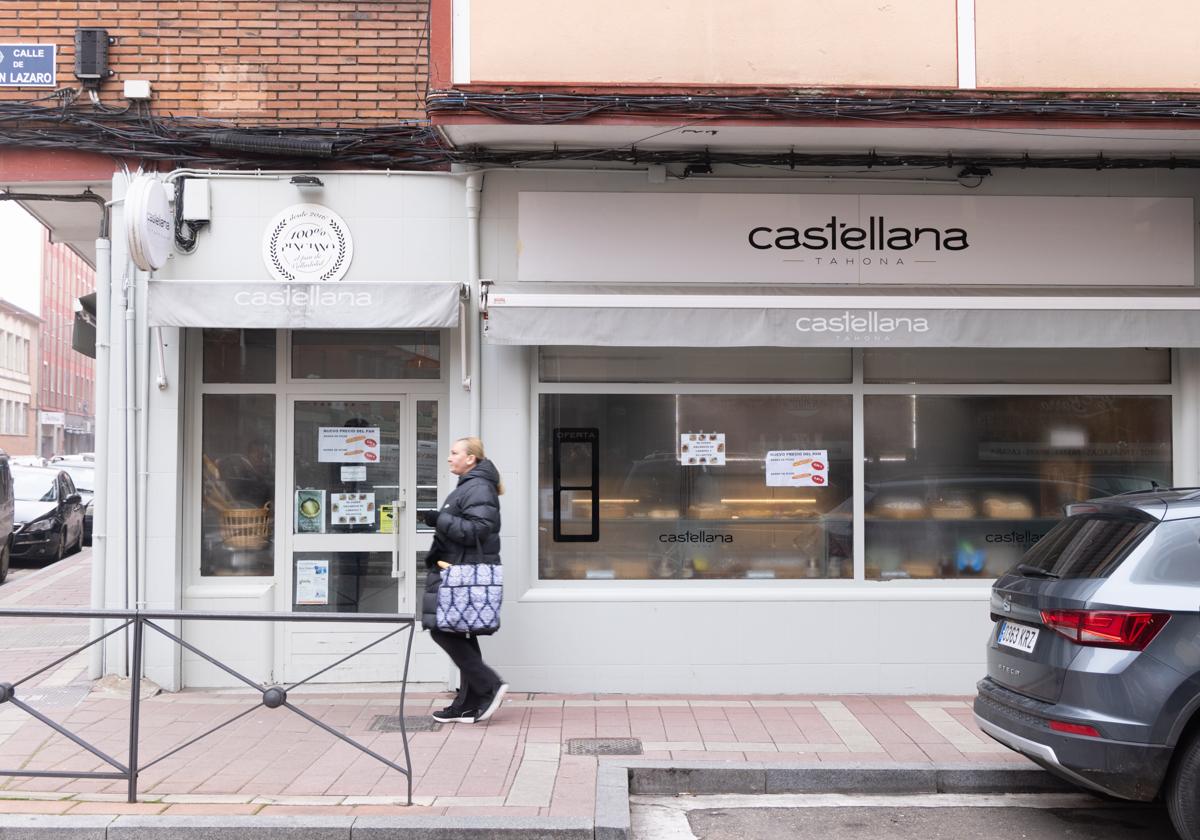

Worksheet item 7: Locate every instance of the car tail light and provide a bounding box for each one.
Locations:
[1040,609,1170,650]
[1049,720,1101,737]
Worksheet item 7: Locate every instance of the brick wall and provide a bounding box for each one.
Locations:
[2,1,429,122]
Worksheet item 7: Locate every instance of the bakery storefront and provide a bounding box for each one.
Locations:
[474,179,1200,694]
[109,172,475,690]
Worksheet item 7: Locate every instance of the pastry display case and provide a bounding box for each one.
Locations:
[864,477,1114,580]
[540,449,853,581]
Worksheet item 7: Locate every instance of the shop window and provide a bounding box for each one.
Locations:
[863,395,1172,580]
[292,400,401,535]
[291,330,440,380]
[863,348,1170,384]
[201,394,275,576]
[292,552,397,612]
[203,329,276,384]
[538,394,853,580]
[415,401,440,530]
[539,346,852,383]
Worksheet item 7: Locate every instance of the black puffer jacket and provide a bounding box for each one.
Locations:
[421,459,502,632]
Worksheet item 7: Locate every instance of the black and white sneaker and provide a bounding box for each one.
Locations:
[431,705,478,724]
[475,683,509,723]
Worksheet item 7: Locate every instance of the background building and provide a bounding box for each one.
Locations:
[38,230,95,457]
[0,300,39,457]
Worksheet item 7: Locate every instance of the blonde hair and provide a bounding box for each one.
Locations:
[456,436,505,495]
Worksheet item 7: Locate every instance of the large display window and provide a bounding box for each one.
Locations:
[538,394,853,580]
[863,395,1172,580]
[535,347,1174,584]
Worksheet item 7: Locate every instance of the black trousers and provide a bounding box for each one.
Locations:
[429,629,503,710]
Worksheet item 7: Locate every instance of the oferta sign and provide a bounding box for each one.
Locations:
[517,193,1194,286]
[0,45,55,87]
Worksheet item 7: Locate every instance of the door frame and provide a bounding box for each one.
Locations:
[182,328,451,685]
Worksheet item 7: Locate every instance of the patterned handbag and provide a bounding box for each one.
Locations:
[436,558,503,635]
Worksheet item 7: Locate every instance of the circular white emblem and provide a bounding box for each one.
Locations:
[125,175,173,271]
[262,203,353,283]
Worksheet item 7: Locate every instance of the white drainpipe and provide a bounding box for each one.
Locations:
[123,262,137,674]
[88,237,111,678]
[465,172,483,437]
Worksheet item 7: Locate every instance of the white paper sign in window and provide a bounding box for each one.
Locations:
[331,492,375,525]
[766,450,828,486]
[681,433,726,466]
[295,559,329,605]
[317,426,381,463]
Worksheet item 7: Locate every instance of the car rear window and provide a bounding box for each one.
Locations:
[1019,513,1155,579]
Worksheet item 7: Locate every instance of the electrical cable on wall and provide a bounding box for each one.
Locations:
[7,90,1200,171]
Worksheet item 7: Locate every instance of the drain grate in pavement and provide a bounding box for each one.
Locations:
[567,737,643,756]
[369,714,442,733]
[20,685,91,707]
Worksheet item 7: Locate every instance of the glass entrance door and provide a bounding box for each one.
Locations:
[282,398,411,682]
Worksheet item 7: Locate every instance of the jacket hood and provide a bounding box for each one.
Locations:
[458,458,500,488]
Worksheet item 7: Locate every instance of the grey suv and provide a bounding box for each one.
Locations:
[974,488,1200,839]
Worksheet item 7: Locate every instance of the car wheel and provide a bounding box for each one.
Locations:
[49,529,65,566]
[1168,730,1200,840]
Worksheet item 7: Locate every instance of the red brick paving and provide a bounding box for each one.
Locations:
[0,549,1032,819]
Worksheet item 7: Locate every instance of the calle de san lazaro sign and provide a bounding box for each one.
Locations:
[0,45,55,87]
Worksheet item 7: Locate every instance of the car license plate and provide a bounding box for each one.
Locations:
[997,621,1039,654]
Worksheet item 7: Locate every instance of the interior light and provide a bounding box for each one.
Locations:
[720,498,817,505]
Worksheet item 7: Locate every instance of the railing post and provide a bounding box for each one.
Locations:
[127,615,144,803]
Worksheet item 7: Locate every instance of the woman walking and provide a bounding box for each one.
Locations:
[422,436,509,724]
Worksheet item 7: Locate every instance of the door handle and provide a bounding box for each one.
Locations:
[392,490,406,580]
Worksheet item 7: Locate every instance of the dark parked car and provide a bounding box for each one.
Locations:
[0,452,13,584]
[57,462,94,547]
[11,466,85,565]
[974,488,1200,840]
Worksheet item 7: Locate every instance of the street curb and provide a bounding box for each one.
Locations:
[0,815,594,840]
[622,760,1075,796]
[352,816,593,838]
[594,763,631,840]
[597,761,1076,840]
[107,815,354,838]
[0,763,1073,839]
[0,815,113,839]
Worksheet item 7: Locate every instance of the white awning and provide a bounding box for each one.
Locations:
[147,280,464,330]
[484,285,1200,348]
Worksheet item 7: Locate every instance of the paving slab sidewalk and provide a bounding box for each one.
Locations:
[0,550,1037,834]
[0,686,1031,819]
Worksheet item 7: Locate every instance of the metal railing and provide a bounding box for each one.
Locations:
[0,608,416,803]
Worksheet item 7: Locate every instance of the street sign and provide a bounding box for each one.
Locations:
[0,44,56,87]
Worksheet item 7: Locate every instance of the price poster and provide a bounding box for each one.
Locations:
[295,559,329,605]
[766,450,828,487]
[680,432,726,466]
[318,427,381,463]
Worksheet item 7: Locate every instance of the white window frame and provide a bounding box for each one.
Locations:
[526,347,1178,603]
[183,328,452,592]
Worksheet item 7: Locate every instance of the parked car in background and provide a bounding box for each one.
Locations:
[974,488,1200,840]
[56,462,95,547]
[10,466,84,565]
[0,452,13,584]
[10,455,47,468]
